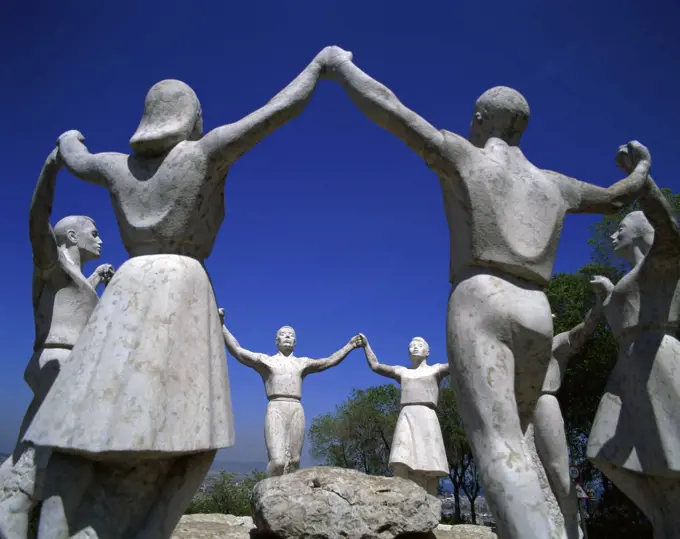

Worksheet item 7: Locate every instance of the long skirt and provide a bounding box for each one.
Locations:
[389,404,448,475]
[24,254,234,456]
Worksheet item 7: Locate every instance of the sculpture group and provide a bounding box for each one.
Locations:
[0,45,676,539]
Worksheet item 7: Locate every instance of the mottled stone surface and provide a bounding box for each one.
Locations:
[222,313,362,476]
[171,515,496,539]
[587,170,680,537]
[326,44,651,539]
[251,467,441,539]
[361,335,448,494]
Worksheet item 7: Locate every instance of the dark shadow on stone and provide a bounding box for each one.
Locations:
[396,532,437,539]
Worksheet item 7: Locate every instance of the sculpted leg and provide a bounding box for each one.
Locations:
[265,401,289,477]
[448,288,557,539]
[534,395,581,539]
[286,403,305,473]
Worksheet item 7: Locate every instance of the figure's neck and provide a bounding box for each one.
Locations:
[276,350,295,359]
[410,358,428,369]
[60,245,83,270]
[624,245,646,268]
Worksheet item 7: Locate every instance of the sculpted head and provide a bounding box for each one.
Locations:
[611,211,654,263]
[408,337,430,366]
[469,86,530,148]
[275,326,296,355]
[53,216,102,262]
[129,79,203,156]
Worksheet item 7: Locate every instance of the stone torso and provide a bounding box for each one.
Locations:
[98,141,226,260]
[439,132,569,286]
[258,355,309,400]
[33,250,99,350]
[398,365,442,407]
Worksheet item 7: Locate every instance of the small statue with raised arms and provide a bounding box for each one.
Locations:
[360,334,448,495]
[220,309,363,477]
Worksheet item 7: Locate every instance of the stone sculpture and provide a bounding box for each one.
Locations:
[531,292,605,539]
[360,334,448,494]
[23,48,339,539]
[220,309,363,476]
[0,149,113,539]
[587,155,680,538]
[324,44,651,539]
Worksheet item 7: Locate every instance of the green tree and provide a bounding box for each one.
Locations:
[309,384,400,475]
[185,470,266,516]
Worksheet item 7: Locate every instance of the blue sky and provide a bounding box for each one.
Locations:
[1,1,678,465]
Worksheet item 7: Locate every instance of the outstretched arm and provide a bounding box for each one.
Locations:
[29,147,61,271]
[200,51,326,170]
[327,48,461,174]
[435,362,450,382]
[360,334,401,381]
[556,141,651,214]
[640,176,680,257]
[218,309,264,370]
[57,130,109,187]
[303,335,363,375]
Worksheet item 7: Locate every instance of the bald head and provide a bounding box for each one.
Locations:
[470,86,530,147]
[275,326,296,353]
[53,215,102,261]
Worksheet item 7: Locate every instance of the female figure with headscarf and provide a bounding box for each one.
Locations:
[587,147,680,539]
[24,47,350,539]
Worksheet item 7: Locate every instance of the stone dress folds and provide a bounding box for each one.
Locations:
[24,254,235,456]
[389,404,448,475]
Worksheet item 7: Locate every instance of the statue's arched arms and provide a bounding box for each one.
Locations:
[362,339,400,381]
[554,146,651,214]
[200,58,323,170]
[303,337,360,376]
[330,60,456,174]
[29,148,61,271]
[221,324,263,370]
[57,131,109,187]
[640,176,680,257]
[435,362,450,382]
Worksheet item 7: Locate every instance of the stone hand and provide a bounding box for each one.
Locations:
[317,46,353,78]
[590,276,613,302]
[96,264,115,285]
[615,140,651,173]
[218,308,225,324]
[57,129,85,146]
[350,334,365,349]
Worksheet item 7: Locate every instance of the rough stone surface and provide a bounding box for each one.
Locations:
[251,467,441,539]
[171,515,497,539]
[327,44,652,539]
[0,148,113,539]
[361,335,448,494]
[222,315,362,476]
[587,173,680,536]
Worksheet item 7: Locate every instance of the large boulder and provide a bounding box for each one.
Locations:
[170,515,497,539]
[251,467,441,539]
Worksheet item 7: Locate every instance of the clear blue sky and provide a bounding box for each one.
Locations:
[1,1,678,465]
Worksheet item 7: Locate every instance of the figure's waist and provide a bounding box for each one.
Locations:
[400,401,437,409]
[451,264,548,291]
[127,241,208,261]
[268,395,301,403]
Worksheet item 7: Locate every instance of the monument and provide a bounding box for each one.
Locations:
[0,148,113,539]
[531,288,606,539]
[324,44,651,539]
[587,155,680,538]
[220,309,363,476]
[23,47,339,539]
[360,334,448,494]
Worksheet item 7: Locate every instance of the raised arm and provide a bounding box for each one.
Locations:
[639,175,680,257]
[200,51,326,171]
[360,334,401,381]
[29,148,61,271]
[554,141,651,214]
[57,130,109,187]
[435,362,450,382]
[326,48,460,173]
[87,264,115,289]
[302,335,363,376]
[218,309,264,370]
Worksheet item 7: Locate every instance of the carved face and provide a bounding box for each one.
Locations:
[74,220,102,262]
[408,338,430,362]
[275,327,296,353]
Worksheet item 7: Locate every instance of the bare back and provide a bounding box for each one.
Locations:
[439,133,572,287]
[98,142,226,259]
